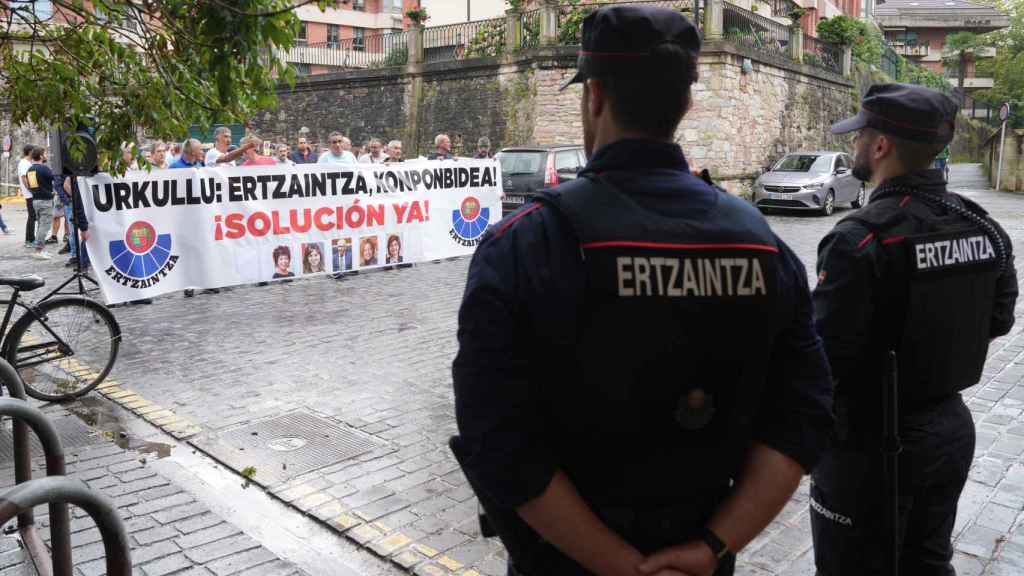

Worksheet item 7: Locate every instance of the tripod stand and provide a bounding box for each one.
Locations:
[39,176,99,302]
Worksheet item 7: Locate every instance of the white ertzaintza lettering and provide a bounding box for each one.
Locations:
[915,235,995,270]
[616,257,767,297]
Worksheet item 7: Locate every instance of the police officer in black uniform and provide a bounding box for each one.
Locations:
[451,6,835,576]
[811,84,1019,575]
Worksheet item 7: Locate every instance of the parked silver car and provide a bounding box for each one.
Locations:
[752,151,866,216]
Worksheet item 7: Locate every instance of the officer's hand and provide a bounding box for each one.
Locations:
[637,541,717,576]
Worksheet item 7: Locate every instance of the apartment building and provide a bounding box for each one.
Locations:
[287,0,420,75]
[875,0,1009,116]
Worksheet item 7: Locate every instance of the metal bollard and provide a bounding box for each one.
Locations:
[0,398,73,576]
[0,476,131,576]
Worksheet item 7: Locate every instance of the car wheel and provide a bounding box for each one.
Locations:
[821,190,835,216]
[851,184,865,209]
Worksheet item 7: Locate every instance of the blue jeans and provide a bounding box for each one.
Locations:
[63,204,76,258]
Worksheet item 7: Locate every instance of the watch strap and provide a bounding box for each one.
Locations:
[701,527,730,560]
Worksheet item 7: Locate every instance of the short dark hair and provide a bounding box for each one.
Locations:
[867,128,945,171]
[30,147,44,162]
[272,245,291,263]
[595,43,699,139]
[22,144,34,156]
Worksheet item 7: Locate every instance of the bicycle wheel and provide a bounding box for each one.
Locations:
[4,296,121,401]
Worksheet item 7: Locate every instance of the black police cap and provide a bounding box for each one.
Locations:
[831,83,958,144]
[560,5,702,91]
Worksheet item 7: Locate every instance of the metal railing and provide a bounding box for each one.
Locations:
[282,30,408,71]
[723,2,790,60]
[423,16,506,63]
[764,0,799,18]
[803,34,842,75]
[0,478,132,576]
[880,41,900,79]
[0,358,131,576]
[558,1,697,45]
[520,9,542,50]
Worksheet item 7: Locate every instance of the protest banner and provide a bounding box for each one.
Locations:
[80,159,503,304]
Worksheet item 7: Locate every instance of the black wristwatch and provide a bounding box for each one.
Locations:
[700,527,731,561]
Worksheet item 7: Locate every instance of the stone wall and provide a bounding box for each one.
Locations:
[678,43,854,195]
[254,44,855,194]
[416,59,538,154]
[252,69,409,152]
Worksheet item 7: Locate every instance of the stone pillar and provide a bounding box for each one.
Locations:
[540,0,559,47]
[506,9,522,53]
[841,45,853,77]
[790,24,803,63]
[704,0,724,41]
[408,22,424,65]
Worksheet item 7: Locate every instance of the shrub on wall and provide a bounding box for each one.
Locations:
[466,21,506,58]
[817,15,883,66]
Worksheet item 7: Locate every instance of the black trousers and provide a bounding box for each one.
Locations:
[24,197,35,244]
[810,394,974,576]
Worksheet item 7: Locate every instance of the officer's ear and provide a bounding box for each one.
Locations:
[874,132,896,161]
[584,78,607,120]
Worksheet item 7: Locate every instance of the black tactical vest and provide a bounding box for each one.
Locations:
[840,189,1001,416]
[531,176,787,551]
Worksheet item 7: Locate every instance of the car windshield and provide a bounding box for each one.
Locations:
[497,151,543,175]
[773,154,832,174]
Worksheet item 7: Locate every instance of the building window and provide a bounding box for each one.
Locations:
[292,63,311,76]
[353,0,365,11]
[386,0,403,12]
[31,0,54,20]
[353,28,365,52]
[297,22,307,45]
[327,24,339,48]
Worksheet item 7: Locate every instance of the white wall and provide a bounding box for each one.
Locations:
[420,0,506,26]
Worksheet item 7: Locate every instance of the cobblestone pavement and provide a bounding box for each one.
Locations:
[0,399,312,576]
[2,164,1024,575]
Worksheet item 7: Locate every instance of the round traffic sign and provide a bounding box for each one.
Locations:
[1000,102,1011,122]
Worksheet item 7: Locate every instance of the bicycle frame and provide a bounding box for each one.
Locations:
[0,290,76,368]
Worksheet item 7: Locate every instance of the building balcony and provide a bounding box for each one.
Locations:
[961,77,994,89]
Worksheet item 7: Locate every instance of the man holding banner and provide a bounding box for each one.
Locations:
[450,6,833,576]
[78,137,502,305]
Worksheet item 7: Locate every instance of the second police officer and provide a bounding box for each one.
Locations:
[811,84,1019,574]
[451,6,835,576]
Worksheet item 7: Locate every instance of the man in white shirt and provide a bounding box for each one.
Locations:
[357,138,388,164]
[18,144,35,247]
[205,126,252,166]
[318,132,357,165]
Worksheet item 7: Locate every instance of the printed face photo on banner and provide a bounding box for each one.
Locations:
[302,242,326,274]
[386,234,403,265]
[271,245,296,279]
[359,236,379,267]
[332,238,354,273]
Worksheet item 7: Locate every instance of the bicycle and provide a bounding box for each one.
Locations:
[0,274,121,401]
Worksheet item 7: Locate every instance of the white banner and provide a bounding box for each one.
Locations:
[80,159,503,304]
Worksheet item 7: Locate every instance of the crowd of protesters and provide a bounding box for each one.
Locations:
[8,129,495,304]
